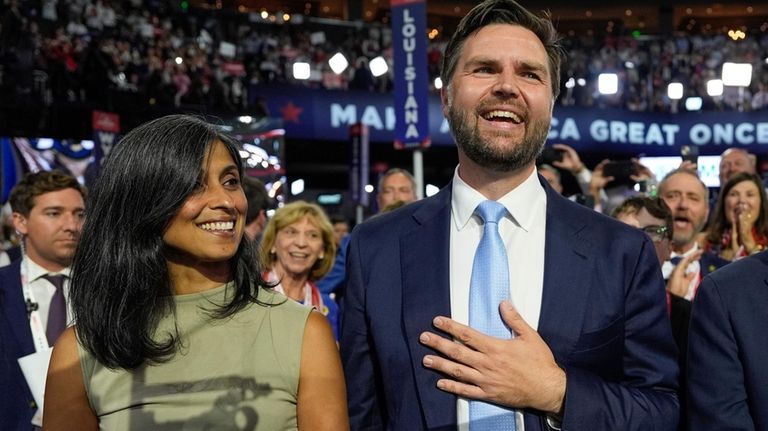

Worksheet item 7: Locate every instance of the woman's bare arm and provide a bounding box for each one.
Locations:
[297,311,349,430]
[43,326,98,431]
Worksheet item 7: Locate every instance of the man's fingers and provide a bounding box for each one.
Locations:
[428,316,494,352]
[420,330,484,365]
[435,378,487,399]
[422,354,482,384]
[499,301,532,338]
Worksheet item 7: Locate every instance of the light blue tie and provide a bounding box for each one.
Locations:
[469,200,516,430]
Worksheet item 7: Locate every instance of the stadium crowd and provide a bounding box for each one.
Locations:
[1,0,768,114]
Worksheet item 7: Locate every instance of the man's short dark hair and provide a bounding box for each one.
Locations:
[440,0,564,100]
[612,196,674,240]
[9,170,86,217]
[242,176,273,224]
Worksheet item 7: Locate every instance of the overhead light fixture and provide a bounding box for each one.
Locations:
[291,179,305,196]
[707,79,724,96]
[369,56,388,77]
[598,73,618,95]
[685,97,703,111]
[293,62,311,80]
[667,82,684,100]
[329,52,349,74]
[722,62,753,87]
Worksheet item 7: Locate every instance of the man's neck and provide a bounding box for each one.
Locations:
[672,241,698,256]
[25,250,67,274]
[457,156,535,201]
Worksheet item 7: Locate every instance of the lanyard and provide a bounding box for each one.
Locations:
[20,254,52,352]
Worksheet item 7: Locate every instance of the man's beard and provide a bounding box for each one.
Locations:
[448,103,550,173]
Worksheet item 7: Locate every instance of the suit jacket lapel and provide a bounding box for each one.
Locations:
[1,260,36,355]
[537,186,593,360]
[402,185,457,429]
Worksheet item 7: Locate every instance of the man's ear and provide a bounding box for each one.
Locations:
[11,212,29,236]
[440,85,450,118]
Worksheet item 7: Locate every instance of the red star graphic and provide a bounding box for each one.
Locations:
[280,101,303,123]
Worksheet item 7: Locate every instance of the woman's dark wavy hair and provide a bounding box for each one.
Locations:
[706,171,768,246]
[70,114,266,370]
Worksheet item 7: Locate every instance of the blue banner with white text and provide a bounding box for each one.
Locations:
[390,0,430,149]
[254,84,768,156]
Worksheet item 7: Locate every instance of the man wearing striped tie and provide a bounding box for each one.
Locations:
[0,171,86,431]
[340,1,679,430]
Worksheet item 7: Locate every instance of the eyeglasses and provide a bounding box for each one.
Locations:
[640,225,670,242]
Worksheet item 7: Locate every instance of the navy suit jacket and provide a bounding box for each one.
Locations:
[687,251,768,430]
[340,179,680,430]
[0,259,37,431]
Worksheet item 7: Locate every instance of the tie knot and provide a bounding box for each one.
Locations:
[42,274,66,290]
[475,200,508,225]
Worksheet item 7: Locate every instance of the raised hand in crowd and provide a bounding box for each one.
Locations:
[551,143,587,176]
[723,202,759,261]
[678,160,698,173]
[630,159,655,184]
[588,159,614,204]
[667,249,703,298]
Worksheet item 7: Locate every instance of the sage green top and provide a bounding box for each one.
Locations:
[77,285,311,430]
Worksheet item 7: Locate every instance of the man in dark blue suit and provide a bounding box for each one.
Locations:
[339,1,679,429]
[687,251,768,430]
[0,171,85,430]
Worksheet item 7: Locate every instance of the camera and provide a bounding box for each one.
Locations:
[681,145,698,164]
[538,147,564,165]
[603,160,638,186]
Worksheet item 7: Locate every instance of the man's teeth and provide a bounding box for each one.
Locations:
[484,110,522,123]
[200,221,234,231]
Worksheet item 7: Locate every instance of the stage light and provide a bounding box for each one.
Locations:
[293,62,311,80]
[434,77,443,89]
[565,77,575,89]
[722,62,753,87]
[238,115,253,123]
[667,82,684,100]
[329,52,349,74]
[598,73,618,95]
[364,184,374,193]
[685,97,703,111]
[174,56,183,65]
[707,79,724,96]
[291,179,305,196]
[369,56,388,77]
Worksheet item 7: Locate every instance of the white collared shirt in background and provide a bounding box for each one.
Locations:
[450,167,547,431]
[24,258,73,332]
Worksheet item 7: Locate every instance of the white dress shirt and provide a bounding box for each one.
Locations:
[450,167,547,431]
[24,258,73,334]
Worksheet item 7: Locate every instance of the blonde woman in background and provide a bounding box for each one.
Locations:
[260,201,340,338]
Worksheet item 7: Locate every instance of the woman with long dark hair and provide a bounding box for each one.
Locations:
[43,115,347,430]
[705,172,768,261]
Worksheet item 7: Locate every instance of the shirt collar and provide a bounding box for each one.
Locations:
[670,242,700,259]
[25,255,72,281]
[451,166,546,232]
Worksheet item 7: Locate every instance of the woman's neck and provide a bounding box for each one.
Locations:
[167,260,232,295]
[272,268,309,301]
